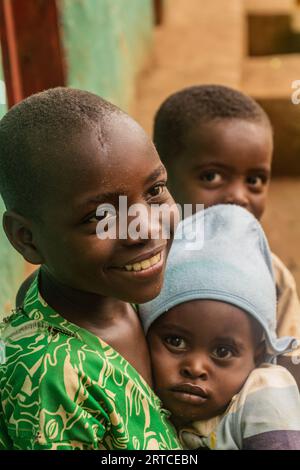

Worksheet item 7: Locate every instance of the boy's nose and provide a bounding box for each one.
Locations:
[223,181,249,208]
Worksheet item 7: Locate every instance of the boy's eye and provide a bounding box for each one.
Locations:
[246,175,267,189]
[211,346,233,360]
[165,336,187,349]
[148,183,166,198]
[199,171,223,185]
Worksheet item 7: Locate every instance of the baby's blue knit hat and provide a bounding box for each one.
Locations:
[139,204,297,359]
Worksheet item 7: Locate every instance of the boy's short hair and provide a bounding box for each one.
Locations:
[153,84,271,165]
[0,87,121,218]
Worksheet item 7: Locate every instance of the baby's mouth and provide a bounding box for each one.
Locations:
[172,383,208,398]
[170,383,209,405]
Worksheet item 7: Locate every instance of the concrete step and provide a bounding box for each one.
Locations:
[134,0,244,134]
[244,0,300,56]
[243,54,300,175]
[244,0,295,15]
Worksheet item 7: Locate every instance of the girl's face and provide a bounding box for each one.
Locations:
[31,117,178,304]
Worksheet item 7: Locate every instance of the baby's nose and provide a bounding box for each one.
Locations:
[180,358,209,381]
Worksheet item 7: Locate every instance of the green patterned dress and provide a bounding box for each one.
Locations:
[0,277,181,450]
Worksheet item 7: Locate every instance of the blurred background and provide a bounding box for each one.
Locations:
[0,0,300,316]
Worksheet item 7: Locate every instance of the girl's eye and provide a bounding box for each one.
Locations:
[199,172,223,185]
[148,183,166,198]
[165,336,187,349]
[87,210,114,224]
[212,346,233,360]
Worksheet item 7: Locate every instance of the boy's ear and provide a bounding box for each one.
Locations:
[2,211,44,265]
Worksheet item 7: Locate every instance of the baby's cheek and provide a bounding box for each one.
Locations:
[152,353,172,386]
[226,369,250,398]
[152,356,167,382]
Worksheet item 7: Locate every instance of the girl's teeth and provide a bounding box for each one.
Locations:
[141,259,151,269]
[124,252,161,272]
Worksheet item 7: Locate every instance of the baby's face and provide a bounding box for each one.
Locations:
[33,115,177,304]
[147,300,261,426]
[168,119,273,220]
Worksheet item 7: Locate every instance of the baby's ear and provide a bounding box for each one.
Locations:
[254,340,266,366]
[2,211,44,265]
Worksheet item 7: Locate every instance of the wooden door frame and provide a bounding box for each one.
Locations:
[0,0,65,107]
[153,0,164,26]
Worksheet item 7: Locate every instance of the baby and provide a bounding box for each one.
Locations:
[140,204,300,450]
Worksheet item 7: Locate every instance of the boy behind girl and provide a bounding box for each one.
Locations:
[153,84,300,384]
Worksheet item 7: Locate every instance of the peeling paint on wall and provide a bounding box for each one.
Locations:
[61,0,153,110]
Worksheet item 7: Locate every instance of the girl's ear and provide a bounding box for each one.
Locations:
[254,340,266,366]
[3,211,44,265]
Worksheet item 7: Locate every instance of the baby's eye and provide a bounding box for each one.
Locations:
[199,171,223,185]
[148,183,166,198]
[246,175,267,189]
[211,346,233,360]
[165,336,187,349]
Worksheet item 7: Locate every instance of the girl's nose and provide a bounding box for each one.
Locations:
[121,205,154,246]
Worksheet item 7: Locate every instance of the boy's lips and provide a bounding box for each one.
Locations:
[170,383,209,405]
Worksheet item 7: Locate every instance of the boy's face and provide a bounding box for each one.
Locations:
[169,119,273,220]
[147,300,261,426]
[31,116,177,304]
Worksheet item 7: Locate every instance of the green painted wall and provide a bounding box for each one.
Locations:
[61,0,154,111]
[0,57,24,318]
